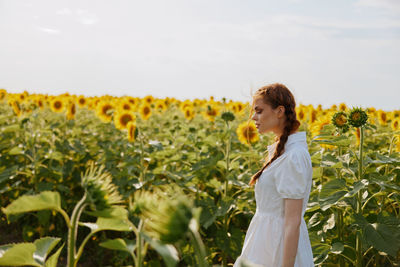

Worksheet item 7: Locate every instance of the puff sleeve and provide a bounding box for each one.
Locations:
[274,150,310,199]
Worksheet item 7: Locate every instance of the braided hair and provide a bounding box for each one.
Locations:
[248,83,301,186]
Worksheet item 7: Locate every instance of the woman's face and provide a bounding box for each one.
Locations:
[251,97,285,135]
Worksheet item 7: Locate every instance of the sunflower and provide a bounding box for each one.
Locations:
[296,107,307,122]
[183,106,195,121]
[11,100,21,117]
[391,118,400,132]
[338,103,347,112]
[50,97,65,113]
[96,100,115,123]
[139,104,152,120]
[18,92,28,102]
[155,100,167,114]
[0,89,7,101]
[34,96,45,110]
[377,110,387,126]
[125,96,138,106]
[308,109,318,124]
[118,99,134,111]
[236,121,259,145]
[202,104,220,122]
[221,111,235,122]
[132,184,196,244]
[180,100,193,112]
[114,110,136,130]
[238,102,246,113]
[81,161,124,211]
[332,111,349,132]
[66,101,76,120]
[348,107,368,127]
[310,114,336,150]
[127,121,136,142]
[77,95,87,108]
[143,95,154,105]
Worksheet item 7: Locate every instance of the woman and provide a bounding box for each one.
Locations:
[233,83,314,267]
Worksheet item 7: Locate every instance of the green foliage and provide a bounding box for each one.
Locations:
[0,237,63,267]
[0,102,399,266]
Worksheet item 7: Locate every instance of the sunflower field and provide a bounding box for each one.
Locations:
[0,88,399,267]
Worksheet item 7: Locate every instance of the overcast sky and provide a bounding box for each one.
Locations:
[0,0,399,110]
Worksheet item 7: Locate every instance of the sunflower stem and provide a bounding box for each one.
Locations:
[67,193,88,267]
[138,127,145,185]
[384,134,395,175]
[189,227,208,267]
[355,126,364,267]
[135,219,144,267]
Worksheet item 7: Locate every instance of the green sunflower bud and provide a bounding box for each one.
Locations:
[332,111,350,133]
[348,107,368,128]
[221,111,235,122]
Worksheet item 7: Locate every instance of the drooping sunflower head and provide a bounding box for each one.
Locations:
[11,100,22,117]
[308,109,318,124]
[139,104,152,120]
[391,118,400,132]
[0,89,7,101]
[131,185,197,244]
[296,107,307,122]
[348,107,368,128]
[81,161,124,211]
[127,121,136,142]
[66,101,76,120]
[236,120,259,145]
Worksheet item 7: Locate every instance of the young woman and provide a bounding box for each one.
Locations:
[233,83,314,267]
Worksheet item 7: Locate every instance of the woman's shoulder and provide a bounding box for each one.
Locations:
[284,145,312,169]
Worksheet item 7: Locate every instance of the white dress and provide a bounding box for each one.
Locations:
[233,131,314,267]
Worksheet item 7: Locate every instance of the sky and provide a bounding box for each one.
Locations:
[0,0,399,110]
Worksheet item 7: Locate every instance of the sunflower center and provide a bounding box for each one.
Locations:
[336,115,347,126]
[54,101,62,109]
[352,112,361,120]
[102,105,112,116]
[120,114,133,126]
[242,126,256,139]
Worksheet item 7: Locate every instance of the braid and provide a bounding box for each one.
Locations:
[248,83,300,186]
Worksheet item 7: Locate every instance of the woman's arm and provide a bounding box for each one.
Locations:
[282,198,303,267]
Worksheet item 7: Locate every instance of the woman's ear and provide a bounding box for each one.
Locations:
[276,105,285,118]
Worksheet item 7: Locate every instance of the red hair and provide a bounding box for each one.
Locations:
[248,83,301,186]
